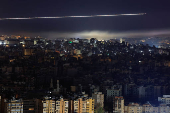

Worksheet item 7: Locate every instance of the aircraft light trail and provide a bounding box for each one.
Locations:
[0,13,146,20]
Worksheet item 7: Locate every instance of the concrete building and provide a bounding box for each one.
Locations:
[138,86,145,99]
[70,86,76,92]
[158,95,170,105]
[92,92,104,108]
[124,84,138,98]
[142,102,158,113]
[24,48,35,56]
[71,98,94,113]
[106,85,122,101]
[23,99,43,113]
[4,98,23,113]
[23,40,34,47]
[158,103,170,113]
[42,98,69,113]
[113,96,124,113]
[4,39,20,46]
[125,101,170,113]
[154,86,161,99]
[124,103,142,113]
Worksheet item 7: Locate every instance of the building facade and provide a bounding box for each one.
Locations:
[70,98,94,113]
[42,98,69,113]
[4,98,23,113]
[124,103,142,113]
[158,95,170,105]
[23,99,43,113]
[92,92,104,108]
[113,96,124,113]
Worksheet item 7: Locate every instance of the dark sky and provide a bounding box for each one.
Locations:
[0,0,170,38]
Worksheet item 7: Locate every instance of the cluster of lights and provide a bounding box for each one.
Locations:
[0,13,146,20]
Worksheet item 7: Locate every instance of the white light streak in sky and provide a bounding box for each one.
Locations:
[95,15,118,16]
[0,13,146,20]
[66,16,93,17]
[34,17,63,19]
[120,13,145,16]
[5,18,32,20]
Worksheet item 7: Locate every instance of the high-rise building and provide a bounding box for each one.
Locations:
[70,98,94,113]
[86,98,94,113]
[4,98,23,113]
[113,96,124,113]
[42,98,69,113]
[50,79,53,88]
[57,80,60,92]
[106,85,122,102]
[23,99,43,113]
[124,84,138,98]
[92,92,104,108]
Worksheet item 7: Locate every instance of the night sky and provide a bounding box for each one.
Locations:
[0,0,170,39]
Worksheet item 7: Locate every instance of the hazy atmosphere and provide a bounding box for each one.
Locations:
[1,0,170,39]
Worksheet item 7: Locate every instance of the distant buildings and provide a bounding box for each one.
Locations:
[2,97,94,113]
[92,92,104,108]
[113,96,124,113]
[106,85,122,102]
[125,102,170,113]
[4,39,20,46]
[42,97,94,113]
[1,35,170,113]
[125,103,142,113]
[23,99,42,113]
[4,98,23,113]
[158,95,170,105]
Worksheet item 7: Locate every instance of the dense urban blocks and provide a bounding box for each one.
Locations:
[0,35,170,112]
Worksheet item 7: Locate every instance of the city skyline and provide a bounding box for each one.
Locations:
[1,1,170,113]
